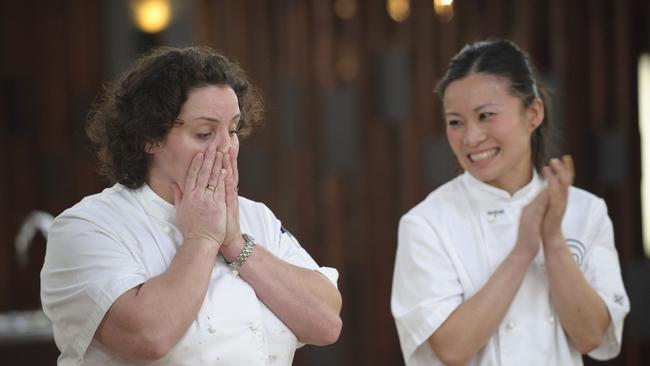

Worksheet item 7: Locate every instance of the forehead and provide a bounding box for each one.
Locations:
[180,85,240,119]
[443,73,515,111]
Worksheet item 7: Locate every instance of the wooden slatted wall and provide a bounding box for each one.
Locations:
[1,0,648,364]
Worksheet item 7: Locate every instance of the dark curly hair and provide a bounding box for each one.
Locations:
[435,39,556,173]
[86,46,264,188]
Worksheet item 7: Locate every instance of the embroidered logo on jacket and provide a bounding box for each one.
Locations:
[614,294,626,306]
[566,239,586,265]
[281,225,296,239]
[486,209,505,223]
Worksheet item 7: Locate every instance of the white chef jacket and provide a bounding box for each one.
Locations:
[391,171,629,366]
[40,183,338,366]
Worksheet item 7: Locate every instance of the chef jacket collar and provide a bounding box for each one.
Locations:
[135,183,177,224]
[461,169,545,207]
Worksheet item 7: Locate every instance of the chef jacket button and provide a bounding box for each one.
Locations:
[506,321,516,330]
[547,316,554,324]
[163,226,172,234]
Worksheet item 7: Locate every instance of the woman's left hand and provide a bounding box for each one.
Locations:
[541,155,574,244]
[220,148,243,253]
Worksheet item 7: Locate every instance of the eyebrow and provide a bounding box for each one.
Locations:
[474,103,498,111]
[444,103,498,116]
[190,114,241,123]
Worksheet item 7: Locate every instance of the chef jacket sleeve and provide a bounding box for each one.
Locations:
[40,212,148,359]
[583,199,630,360]
[391,213,464,364]
[256,202,339,288]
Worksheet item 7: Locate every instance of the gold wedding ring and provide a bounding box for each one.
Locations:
[205,184,216,192]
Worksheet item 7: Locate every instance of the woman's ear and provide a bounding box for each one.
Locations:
[144,140,160,154]
[527,98,545,131]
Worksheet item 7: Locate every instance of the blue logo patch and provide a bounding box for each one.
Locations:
[280,225,295,239]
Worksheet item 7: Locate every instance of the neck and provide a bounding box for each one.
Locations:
[146,176,175,204]
[497,170,534,196]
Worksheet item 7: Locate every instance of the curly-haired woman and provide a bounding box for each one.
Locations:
[41,46,342,366]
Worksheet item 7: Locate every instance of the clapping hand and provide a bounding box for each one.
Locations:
[541,155,574,245]
[516,186,548,260]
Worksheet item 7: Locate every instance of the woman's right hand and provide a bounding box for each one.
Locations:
[220,148,243,254]
[514,189,549,260]
[173,147,227,247]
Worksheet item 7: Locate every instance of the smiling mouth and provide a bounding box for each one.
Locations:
[468,148,499,162]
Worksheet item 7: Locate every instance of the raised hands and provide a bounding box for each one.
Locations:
[221,148,243,251]
[173,146,242,254]
[516,155,575,260]
[516,187,548,260]
[173,147,227,247]
[541,156,574,244]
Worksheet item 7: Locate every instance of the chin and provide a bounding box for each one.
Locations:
[467,168,499,184]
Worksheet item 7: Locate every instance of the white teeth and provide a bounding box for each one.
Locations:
[469,148,498,162]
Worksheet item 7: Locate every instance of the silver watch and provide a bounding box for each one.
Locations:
[227,233,256,275]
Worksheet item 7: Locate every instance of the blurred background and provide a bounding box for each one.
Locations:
[2,0,650,364]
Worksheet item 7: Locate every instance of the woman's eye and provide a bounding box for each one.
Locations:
[197,132,212,140]
[229,128,241,137]
[479,112,494,121]
[447,119,461,127]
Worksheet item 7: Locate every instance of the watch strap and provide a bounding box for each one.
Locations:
[227,233,256,275]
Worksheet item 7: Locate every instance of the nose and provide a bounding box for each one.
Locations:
[462,122,486,147]
[214,131,232,154]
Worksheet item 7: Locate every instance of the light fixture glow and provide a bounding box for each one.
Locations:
[433,0,454,22]
[639,53,650,257]
[387,0,410,23]
[131,0,171,34]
